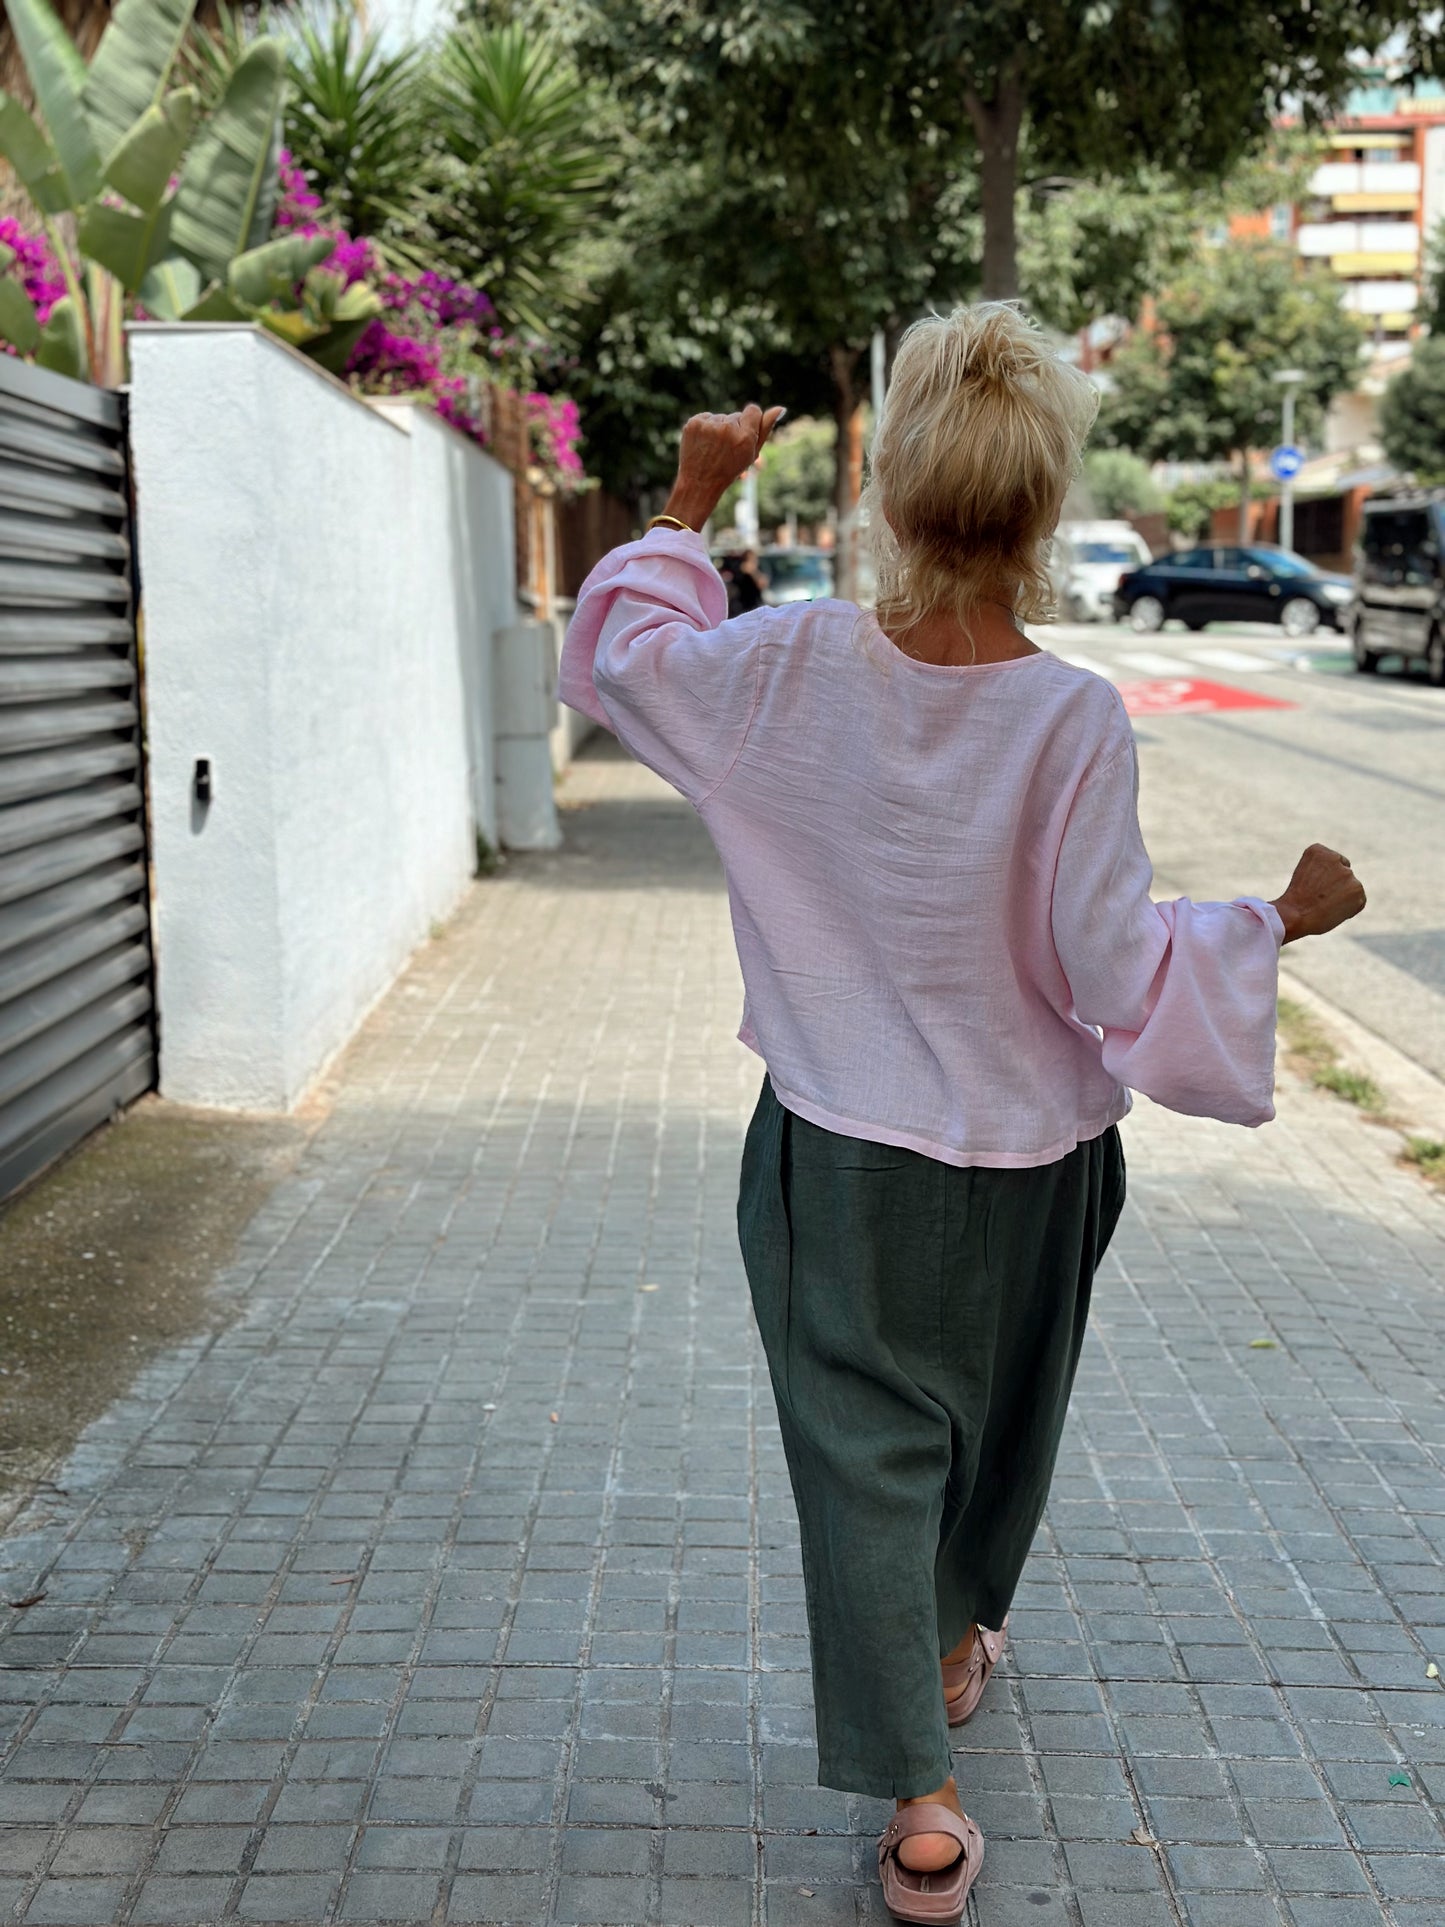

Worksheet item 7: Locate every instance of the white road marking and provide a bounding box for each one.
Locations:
[1120,650,1200,676]
[1058,652,1117,681]
[1191,647,1282,674]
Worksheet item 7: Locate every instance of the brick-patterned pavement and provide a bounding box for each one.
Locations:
[1,739,1443,1927]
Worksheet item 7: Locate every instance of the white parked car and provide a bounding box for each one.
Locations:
[1051,521,1153,622]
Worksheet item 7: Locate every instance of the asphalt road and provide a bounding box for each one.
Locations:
[1030,617,1445,1083]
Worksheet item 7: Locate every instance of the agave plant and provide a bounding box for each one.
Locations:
[0,0,378,384]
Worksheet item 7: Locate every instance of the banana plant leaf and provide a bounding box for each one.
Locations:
[227,232,334,308]
[137,252,201,320]
[0,92,73,215]
[0,246,41,353]
[180,283,248,322]
[258,307,327,347]
[84,0,198,168]
[78,197,174,292]
[4,0,102,204]
[105,88,196,213]
[170,39,285,287]
[294,268,382,327]
[303,312,375,375]
[34,295,86,378]
[329,279,381,323]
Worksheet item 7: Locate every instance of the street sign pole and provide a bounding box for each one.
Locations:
[1272,368,1306,554]
[1280,385,1297,554]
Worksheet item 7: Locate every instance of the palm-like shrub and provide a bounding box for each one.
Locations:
[425,23,613,335]
[284,10,429,270]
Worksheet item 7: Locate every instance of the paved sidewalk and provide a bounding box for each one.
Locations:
[2,739,1444,1927]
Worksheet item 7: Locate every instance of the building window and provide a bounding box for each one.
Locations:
[1270,202,1293,239]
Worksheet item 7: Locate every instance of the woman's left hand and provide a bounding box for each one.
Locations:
[662,404,787,532]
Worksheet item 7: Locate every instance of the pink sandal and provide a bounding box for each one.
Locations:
[943,1619,1007,1727]
[877,1803,984,1924]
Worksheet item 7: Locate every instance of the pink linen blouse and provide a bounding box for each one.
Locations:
[559,527,1284,1169]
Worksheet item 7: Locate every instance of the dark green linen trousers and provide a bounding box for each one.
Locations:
[738,1078,1126,1799]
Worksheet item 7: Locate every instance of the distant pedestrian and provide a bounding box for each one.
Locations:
[720,546,765,618]
[560,304,1365,1925]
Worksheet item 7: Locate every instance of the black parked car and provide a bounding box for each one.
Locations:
[1352,493,1445,685]
[1113,545,1354,637]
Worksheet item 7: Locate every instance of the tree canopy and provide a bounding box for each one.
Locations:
[1099,241,1364,536]
[1380,339,1445,485]
[912,0,1443,299]
[550,1,982,577]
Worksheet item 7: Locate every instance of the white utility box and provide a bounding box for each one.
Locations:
[493,620,562,850]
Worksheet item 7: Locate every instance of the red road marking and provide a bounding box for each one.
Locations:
[1119,677,1296,718]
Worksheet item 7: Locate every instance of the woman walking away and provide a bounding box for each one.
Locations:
[558,303,1365,1925]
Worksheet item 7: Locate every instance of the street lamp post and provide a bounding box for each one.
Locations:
[1273,368,1306,554]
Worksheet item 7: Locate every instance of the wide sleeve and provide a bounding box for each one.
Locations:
[1050,731,1284,1126]
[558,526,766,805]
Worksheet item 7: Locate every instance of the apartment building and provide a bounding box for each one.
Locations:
[1280,77,1445,344]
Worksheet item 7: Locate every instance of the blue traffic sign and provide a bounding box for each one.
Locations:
[1270,444,1304,481]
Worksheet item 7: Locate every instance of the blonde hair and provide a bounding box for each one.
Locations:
[861,302,1098,632]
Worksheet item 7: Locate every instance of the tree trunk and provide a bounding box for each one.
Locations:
[1237,450,1252,544]
[830,343,864,601]
[966,67,1024,303]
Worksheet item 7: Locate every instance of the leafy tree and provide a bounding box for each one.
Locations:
[915,0,1443,300]
[560,143,833,501]
[1380,337,1445,485]
[1099,241,1363,540]
[758,416,835,529]
[1081,449,1159,521]
[1165,477,1251,540]
[1019,139,1315,334]
[1419,217,1445,334]
[561,1,977,587]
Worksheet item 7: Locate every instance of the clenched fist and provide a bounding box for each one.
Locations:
[660,404,787,533]
[1271,844,1367,943]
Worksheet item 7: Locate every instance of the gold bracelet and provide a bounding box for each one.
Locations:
[646,514,695,534]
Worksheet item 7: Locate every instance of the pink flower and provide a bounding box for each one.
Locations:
[268,155,577,472]
[0,216,65,340]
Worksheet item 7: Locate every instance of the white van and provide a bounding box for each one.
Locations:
[1051,521,1153,622]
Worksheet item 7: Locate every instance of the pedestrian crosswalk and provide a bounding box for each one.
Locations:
[1056,645,1287,682]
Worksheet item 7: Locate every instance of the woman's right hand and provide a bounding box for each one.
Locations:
[1271,845,1367,943]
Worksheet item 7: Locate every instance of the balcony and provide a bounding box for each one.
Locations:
[1297,220,1420,256]
[1340,279,1421,315]
[1309,160,1422,196]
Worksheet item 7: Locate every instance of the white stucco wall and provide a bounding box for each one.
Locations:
[128,325,516,1110]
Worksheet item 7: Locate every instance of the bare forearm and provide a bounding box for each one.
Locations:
[660,482,721,532]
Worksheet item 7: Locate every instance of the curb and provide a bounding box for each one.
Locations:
[1279,964,1445,1144]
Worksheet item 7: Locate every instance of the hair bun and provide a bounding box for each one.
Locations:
[949,302,1049,388]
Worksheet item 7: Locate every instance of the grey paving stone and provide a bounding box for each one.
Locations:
[456,1827,551,1872]
[237,1871,343,1919]
[339,1870,443,1920]
[1180,1898,1290,1927]
[23,1876,129,1923]
[1076,1896,1177,1927]
[131,1874,237,1923]
[1063,1841,1168,1893]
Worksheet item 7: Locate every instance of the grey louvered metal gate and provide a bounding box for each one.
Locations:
[0,356,155,1202]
